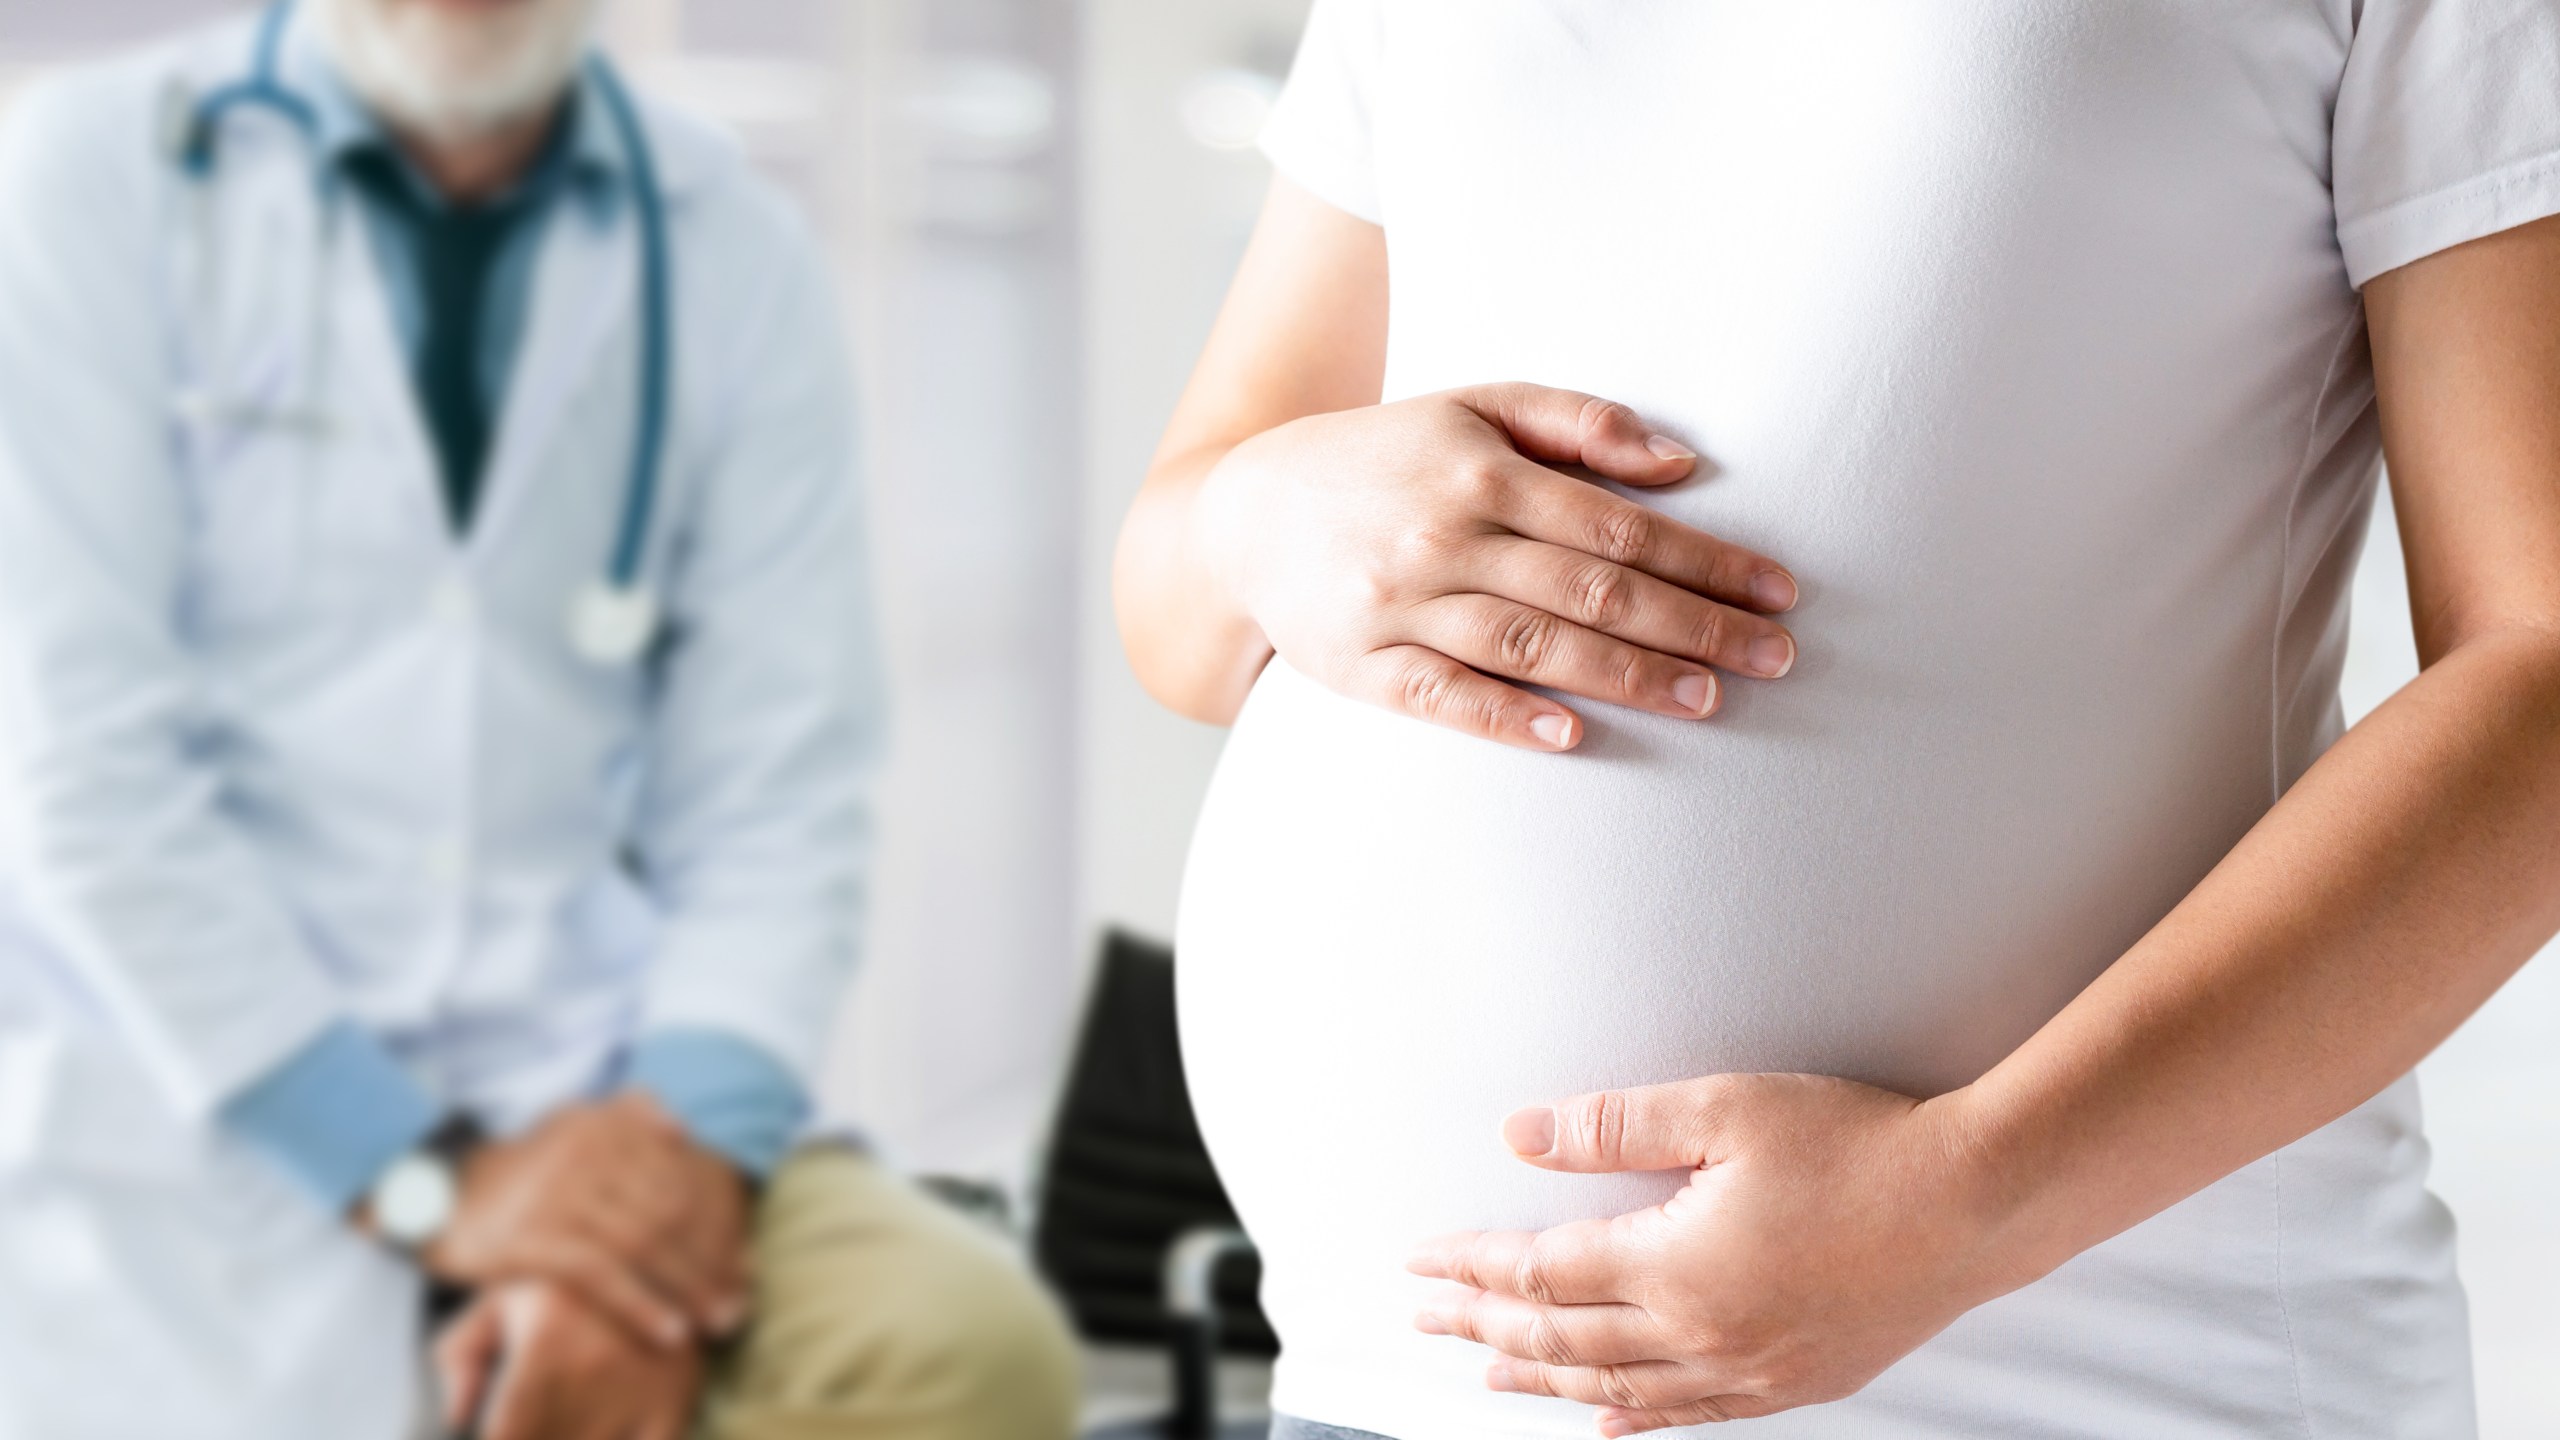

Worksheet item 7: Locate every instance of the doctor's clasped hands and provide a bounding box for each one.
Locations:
[390,1093,756,1350]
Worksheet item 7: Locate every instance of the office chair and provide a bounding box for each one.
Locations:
[1034,930,1272,1440]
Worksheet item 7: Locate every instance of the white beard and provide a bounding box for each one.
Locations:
[318,0,603,146]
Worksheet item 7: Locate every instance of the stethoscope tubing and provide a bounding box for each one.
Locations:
[586,59,668,595]
[176,0,672,662]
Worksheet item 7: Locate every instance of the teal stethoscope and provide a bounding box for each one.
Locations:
[170,0,671,666]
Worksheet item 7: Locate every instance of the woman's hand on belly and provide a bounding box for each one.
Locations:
[1406,1073,2020,1434]
[1196,384,1802,750]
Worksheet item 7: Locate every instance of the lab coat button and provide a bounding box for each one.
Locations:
[429,580,476,632]
[423,838,467,889]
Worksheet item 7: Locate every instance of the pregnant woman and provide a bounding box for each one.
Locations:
[1116,3,2560,1436]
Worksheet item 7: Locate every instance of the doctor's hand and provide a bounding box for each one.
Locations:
[425,1094,754,1352]
[435,1280,706,1440]
[1191,383,1800,751]
[1406,1075,2030,1434]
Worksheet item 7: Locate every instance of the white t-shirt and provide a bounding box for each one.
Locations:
[1176,3,2560,1438]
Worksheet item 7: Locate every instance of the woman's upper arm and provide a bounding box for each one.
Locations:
[1147,175,1390,478]
[2365,213,2560,664]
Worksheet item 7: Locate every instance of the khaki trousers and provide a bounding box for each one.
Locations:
[694,1147,1081,1440]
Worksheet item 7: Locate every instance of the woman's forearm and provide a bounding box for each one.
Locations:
[1960,621,2560,1278]
[1113,443,1274,726]
[1112,178,1391,727]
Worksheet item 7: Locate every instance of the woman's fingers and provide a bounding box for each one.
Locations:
[1413,595,1721,719]
[1596,1396,1780,1435]
[1472,536,1796,682]
[1488,1357,1719,1413]
[1350,644,1584,751]
[1493,461,1798,615]
[1452,384,1703,490]
[1415,1285,1661,1368]
[1408,1221,1632,1305]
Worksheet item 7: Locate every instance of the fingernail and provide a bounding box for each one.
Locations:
[1644,434,1697,462]
[1747,634,1795,679]
[1415,1310,1451,1336]
[1751,570,1799,612]
[1503,1107,1557,1157]
[1529,712,1575,750]
[1487,1364,1520,1393]
[1671,672,1715,715]
[1598,1417,1639,1438]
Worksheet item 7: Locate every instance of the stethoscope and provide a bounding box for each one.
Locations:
[166,0,670,666]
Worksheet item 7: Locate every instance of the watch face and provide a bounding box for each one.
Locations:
[375,1154,458,1248]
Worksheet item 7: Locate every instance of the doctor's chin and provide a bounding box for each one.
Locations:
[6,4,2560,1440]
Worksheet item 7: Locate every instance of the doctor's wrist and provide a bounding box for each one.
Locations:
[223,1022,443,1218]
[351,1116,484,1253]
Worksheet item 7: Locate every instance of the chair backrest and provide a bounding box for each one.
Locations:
[1033,930,1275,1354]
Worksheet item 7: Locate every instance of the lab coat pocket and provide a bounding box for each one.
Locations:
[177,348,315,635]
[0,1028,206,1182]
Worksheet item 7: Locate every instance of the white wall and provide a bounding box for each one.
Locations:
[1075,0,1307,944]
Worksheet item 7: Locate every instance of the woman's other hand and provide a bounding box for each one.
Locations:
[1115,177,1798,746]
[1192,382,1799,751]
[1406,1074,2026,1433]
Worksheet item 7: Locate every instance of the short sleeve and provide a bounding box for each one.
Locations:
[2332,0,2560,287]
[1259,0,1385,225]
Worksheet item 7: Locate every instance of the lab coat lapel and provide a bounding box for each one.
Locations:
[325,188,449,542]
[470,201,636,557]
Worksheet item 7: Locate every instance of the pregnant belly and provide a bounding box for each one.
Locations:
[1174,648,2267,1406]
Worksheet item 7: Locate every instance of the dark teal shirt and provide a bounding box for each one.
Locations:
[313,66,614,528]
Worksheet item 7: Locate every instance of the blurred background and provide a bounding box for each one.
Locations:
[0,1,2551,1434]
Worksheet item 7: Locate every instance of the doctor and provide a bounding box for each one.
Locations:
[0,2,1078,1439]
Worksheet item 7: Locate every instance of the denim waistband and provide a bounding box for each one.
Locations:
[1268,1419,1395,1440]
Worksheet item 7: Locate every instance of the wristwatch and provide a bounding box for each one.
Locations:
[366,1116,483,1257]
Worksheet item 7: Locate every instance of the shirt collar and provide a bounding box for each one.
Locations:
[297,39,628,218]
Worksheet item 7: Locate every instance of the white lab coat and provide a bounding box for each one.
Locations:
[0,18,882,1439]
